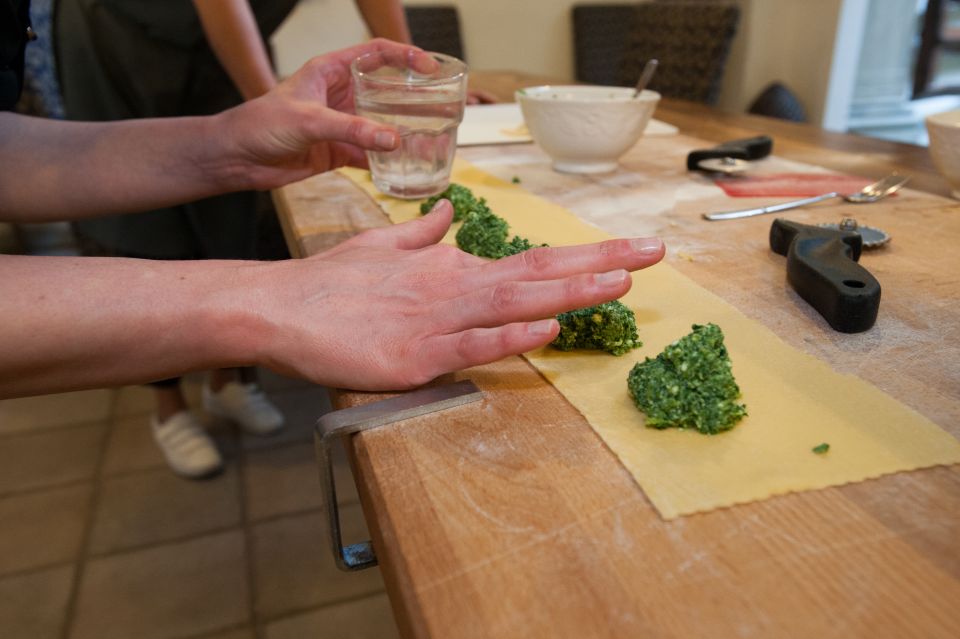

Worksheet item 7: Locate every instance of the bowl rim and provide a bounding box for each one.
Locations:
[515,85,660,103]
[926,108,960,127]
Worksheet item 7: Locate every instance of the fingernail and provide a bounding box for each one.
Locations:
[595,269,627,286]
[631,237,663,254]
[375,131,397,149]
[528,319,557,335]
[430,199,448,213]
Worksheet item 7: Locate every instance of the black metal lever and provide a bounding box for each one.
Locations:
[687,135,773,171]
[769,219,881,333]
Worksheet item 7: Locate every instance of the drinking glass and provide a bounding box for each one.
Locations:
[351,51,467,199]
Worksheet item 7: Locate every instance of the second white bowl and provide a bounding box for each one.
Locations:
[926,109,960,200]
[516,85,660,174]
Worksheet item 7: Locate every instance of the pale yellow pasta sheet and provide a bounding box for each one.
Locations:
[340,162,960,519]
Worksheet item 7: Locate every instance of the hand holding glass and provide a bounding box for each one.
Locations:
[351,51,467,199]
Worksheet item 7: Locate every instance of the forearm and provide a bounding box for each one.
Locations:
[193,0,277,100]
[0,254,269,398]
[0,112,244,222]
[0,40,432,223]
[0,205,665,399]
[355,0,412,43]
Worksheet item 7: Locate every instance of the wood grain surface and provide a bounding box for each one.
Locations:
[273,76,960,638]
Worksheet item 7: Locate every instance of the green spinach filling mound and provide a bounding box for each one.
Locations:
[551,301,641,356]
[627,323,746,434]
[455,207,542,259]
[426,185,640,355]
[420,183,541,259]
[420,183,488,222]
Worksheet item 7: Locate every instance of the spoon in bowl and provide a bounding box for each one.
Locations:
[633,59,659,97]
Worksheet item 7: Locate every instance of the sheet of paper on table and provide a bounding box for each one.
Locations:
[458,103,679,146]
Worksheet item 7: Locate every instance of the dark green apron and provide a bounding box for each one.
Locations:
[1,0,31,111]
[56,0,297,259]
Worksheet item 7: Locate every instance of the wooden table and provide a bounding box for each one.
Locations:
[273,72,960,638]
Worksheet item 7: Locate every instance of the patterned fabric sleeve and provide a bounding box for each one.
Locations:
[16,0,64,118]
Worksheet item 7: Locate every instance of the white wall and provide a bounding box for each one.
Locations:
[272,0,849,125]
[719,0,847,125]
[404,0,621,80]
[271,0,369,76]
[271,0,633,80]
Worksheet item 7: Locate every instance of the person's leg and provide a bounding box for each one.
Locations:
[155,378,189,421]
[203,369,284,436]
[207,368,240,392]
[150,378,223,478]
[184,192,286,437]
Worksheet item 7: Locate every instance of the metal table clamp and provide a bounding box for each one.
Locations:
[315,380,484,571]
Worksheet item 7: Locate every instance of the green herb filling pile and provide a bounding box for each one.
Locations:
[627,323,746,434]
[427,184,641,357]
[420,183,541,258]
[419,183,488,222]
[812,443,830,454]
[551,301,641,356]
[455,207,542,259]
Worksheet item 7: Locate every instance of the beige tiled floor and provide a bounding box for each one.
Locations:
[0,370,400,639]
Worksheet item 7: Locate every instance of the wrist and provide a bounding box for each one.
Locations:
[196,109,259,193]
[195,260,280,372]
[238,70,278,101]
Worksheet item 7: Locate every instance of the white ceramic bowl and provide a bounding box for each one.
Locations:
[516,85,660,174]
[926,109,960,200]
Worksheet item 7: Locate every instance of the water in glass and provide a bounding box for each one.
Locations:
[357,89,464,199]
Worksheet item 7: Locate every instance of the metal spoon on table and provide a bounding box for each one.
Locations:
[702,174,910,221]
[633,59,658,97]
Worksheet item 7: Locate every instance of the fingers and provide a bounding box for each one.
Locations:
[466,89,498,105]
[466,238,664,290]
[327,142,370,170]
[304,107,399,153]
[353,200,454,249]
[410,264,638,383]
[347,39,439,75]
[442,269,632,333]
[416,319,561,381]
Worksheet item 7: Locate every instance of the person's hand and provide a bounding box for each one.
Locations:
[466,89,498,105]
[215,38,436,190]
[249,201,665,390]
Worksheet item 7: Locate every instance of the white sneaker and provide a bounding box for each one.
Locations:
[202,381,285,436]
[151,411,223,479]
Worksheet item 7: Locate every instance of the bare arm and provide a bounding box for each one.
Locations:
[0,112,234,222]
[0,253,262,397]
[192,0,277,100]
[0,203,665,398]
[0,40,437,222]
[355,0,412,43]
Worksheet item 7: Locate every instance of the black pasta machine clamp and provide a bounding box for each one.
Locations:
[769,219,881,333]
[687,135,773,173]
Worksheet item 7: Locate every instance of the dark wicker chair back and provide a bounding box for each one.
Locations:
[748,82,808,122]
[619,2,740,105]
[572,4,640,86]
[404,5,466,61]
